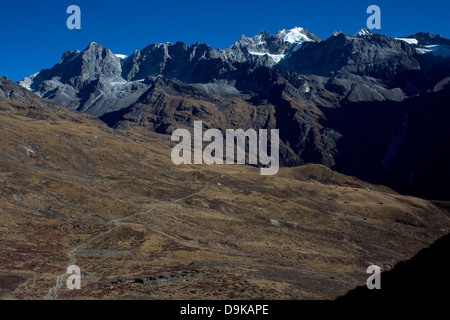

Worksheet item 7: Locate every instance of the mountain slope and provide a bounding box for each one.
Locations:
[338,232,450,302]
[15,29,450,200]
[325,84,450,200]
[277,32,427,94]
[225,27,319,65]
[1,80,449,299]
[19,42,149,116]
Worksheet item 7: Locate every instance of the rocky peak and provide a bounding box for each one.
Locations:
[59,50,81,64]
[225,27,319,66]
[0,76,45,106]
[275,27,320,43]
[21,42,122,93]
[356,28,374,37]
[278,32,420,80]
[406,32,450,46]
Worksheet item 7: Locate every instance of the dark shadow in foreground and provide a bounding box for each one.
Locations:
[337,232,450,303]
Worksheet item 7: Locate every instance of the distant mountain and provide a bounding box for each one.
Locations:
[278,32,420,84]
[20,28,450,113]
[19,42,149,116]
[408,32,450,45]
[15,28,450,200]
[3,24,450,302]
[225,27,319,65]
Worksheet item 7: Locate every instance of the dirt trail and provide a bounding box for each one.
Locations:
[45,174,224,300]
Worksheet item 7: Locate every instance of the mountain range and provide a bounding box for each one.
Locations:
[1,25,450,300]
[16,27,450,201]
[1,75,449,299]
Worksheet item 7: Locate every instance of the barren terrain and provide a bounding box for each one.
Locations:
[0,100,449,299]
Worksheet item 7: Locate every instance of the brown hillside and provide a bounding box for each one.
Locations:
[0,100,449,300]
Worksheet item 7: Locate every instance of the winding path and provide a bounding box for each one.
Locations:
[45,174,224,300]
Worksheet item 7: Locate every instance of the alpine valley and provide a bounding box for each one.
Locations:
[1,26,449,300]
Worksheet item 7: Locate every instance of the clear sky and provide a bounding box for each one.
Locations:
[1,0,449,81]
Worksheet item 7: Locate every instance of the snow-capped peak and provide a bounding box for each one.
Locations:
[228,27,319,64]
[357,28,373,36]
[278,27,314,44]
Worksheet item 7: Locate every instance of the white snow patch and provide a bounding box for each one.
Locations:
[257,34,264,45]
[19,80,33,91]
[114,54,128,60]
[248,51,285,63]
[395,38,418,45]
[282,27,313,44]
[18,72,39,92]
[416,48,433,54]
[357,28,373,36]
[110,80,127,86]
[415,44,450,57]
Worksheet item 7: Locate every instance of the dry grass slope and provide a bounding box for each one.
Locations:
[0,100,449,300]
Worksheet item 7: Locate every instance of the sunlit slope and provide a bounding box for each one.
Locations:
[0,100,448,299]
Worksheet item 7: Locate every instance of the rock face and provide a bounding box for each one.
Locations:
[20,42,149,116]
[19,28,322,116]
[278,33,421,86]
[320,85,450,201]
[288,33,419,74]
[406,32,450,46]
[16,28,450,200]
[225,27,319,66]
[121,42,229,83]
[0,76,45,106]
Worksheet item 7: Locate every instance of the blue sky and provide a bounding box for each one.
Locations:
[1,0,449,81]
